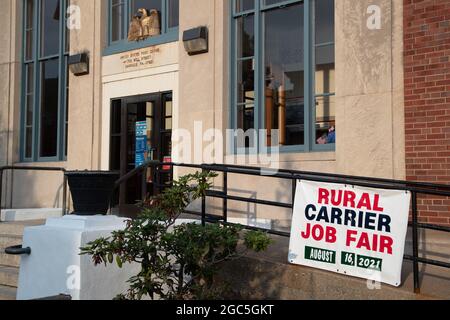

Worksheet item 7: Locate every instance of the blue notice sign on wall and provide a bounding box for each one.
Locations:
[135,121,147,167]
[136,136,147,153]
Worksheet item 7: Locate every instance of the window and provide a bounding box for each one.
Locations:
[106,0,180,55]
[22,0,70,162]
[231,0,335,153]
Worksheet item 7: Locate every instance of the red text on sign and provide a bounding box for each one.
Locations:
[301,223,337,243]
[318,188,384,212]
[346,230,393,255]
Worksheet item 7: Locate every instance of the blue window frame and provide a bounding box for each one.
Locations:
[230,0,335,154]
[105,0,180,56]
[21,0,69,162]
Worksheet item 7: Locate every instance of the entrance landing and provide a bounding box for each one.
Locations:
[1,209,62,222]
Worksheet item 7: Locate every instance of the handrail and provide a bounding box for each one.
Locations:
[0,166,68,219]
[112,161,450,196]
[113,160,160,188]
[220,163,450,191]
[112,161,450,295]
[5,245,31,255]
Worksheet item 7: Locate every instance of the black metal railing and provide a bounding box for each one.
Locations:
[2,162,448,294]
[0,166,68,219]
[115,161,450,294]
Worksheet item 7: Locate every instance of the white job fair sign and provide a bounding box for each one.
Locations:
[289,180,411,287]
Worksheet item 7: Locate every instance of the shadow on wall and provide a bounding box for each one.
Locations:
[4,170,66,210]
[204,172,295,232]
[207,186,257,219]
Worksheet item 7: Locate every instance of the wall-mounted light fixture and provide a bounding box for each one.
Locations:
[68,53,89,76]
[183,26,208,56]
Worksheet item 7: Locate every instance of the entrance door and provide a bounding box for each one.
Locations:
[110,92,173,217]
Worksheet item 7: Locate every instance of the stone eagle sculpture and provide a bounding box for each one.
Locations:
[128,8,160,42]
[128,14,142,41]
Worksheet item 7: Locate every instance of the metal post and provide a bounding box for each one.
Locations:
[62,174,67,216]
[291,174,297,208]
[0,169,3,217]
[141,168,147,201]
[223,171,228,223]
[201,168,206,227]
[412,192,420,294]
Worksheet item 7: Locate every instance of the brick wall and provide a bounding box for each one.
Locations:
[404,0,450,226]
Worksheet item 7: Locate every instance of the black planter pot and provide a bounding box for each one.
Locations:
[65,171,120,216]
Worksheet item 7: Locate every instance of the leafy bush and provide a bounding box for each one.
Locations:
[80,171,272,300]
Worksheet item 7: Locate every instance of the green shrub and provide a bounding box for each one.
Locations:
[80,171,272,300]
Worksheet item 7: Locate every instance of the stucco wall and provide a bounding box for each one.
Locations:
[0,0,23,208]
[67,0,106,171]
[335,0,405,179]
[2,0,106,210]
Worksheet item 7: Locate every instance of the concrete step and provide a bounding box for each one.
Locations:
[0,220,45,236]
[0,252,20,268]
[0,285,16,300]
[0,266,19,288]
[1,209,62,222]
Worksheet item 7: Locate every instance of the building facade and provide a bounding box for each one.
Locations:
[0,0,448,227]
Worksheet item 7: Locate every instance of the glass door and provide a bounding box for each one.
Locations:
[110,92,173,218]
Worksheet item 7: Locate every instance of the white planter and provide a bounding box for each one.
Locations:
[16,215,140,300]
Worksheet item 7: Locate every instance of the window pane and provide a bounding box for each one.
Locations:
[315,0,335,145]
[41,0,61,57]
[237,59,255,104]
[315,95,335,145]
[164,98,173,130]
[25,127,33,158]
[236,0,254,12]
[236,14,254,58]
[111,100,122,135]
[237,104,255,149]
[25,0,34,60]
[168,0,179,28]
[165,100,173,117]
[264,4,304,146]
[315,0,335,44]
[165,118,173,130]
[65,59,69,156]
[26,97,34,126]
[111,1,125,42]
[315,44,335,94]
[40,59,60,158]
[131,0,162,16]
[26,31,34,60]
[131,0,162,37]
[26,0,34,29]
[264,0,286,7]
[65,0,70,52]
[26,64,34,127]
[237,104,254,132]
[26,63,34,95]
[110,136,121,170]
